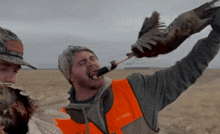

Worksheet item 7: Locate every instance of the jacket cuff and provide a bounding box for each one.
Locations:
[207,30,220,45]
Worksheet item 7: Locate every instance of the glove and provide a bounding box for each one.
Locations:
[211,8,220,34]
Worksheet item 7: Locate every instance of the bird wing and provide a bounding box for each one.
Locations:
[131,0,220,58]
[131,11,167,57]
[4,83,70,134]
[138,11,166,39]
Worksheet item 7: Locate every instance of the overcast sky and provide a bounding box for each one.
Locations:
[1,0,220,69]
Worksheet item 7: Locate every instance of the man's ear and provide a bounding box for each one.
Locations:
[67,71,74,84]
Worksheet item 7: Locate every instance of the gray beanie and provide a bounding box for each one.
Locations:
[58,45,97,83]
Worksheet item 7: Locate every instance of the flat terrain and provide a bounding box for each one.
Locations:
[17,68,220,134]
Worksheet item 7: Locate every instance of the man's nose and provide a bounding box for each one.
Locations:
[87,60,94,67]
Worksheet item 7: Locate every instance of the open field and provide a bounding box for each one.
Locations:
[17,68,220,134]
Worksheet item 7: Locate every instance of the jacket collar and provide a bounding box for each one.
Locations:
[65,77,112,110]
[65,77,114,133]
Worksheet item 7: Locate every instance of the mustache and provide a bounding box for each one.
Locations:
[87,67,99,75]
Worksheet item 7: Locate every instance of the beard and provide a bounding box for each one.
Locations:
[77,75,104,90]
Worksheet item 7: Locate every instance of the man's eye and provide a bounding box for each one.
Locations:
[78,61,85,66]
[90,57,97,61]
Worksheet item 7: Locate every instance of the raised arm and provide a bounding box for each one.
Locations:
[127,9,220,111]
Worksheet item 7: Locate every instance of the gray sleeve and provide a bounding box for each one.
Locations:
[127,30,220,128]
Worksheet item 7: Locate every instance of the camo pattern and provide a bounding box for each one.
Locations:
[58,45,97,83]
[0,27,36,69]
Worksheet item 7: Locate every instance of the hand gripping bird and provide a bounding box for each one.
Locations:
[131,0,220,57]
[0,83,70,134]
[89,0,220,79]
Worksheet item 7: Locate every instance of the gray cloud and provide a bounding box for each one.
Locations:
[0,0,220,69]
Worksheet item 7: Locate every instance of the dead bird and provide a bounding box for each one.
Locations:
[0,83,35,134]
[90,0,220,78]
[0,83,70,134]
[131,0,220,58]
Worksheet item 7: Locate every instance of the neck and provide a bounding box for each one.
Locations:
[74,86,99,101]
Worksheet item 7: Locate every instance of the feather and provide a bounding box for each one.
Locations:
[132,0,220,58]
[0,82,70,134]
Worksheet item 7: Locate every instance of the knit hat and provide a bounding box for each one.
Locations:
[58,45,97,83]
[0,27,37,69]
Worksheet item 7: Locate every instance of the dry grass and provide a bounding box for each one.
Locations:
[17,68,220,134]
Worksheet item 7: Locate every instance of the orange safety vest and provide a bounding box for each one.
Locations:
[56,79,143,134]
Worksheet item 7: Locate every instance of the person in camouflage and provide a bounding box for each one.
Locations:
[0,27,36,83]
[0,27,36,134]
[56,9,220,134]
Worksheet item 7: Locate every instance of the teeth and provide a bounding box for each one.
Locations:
[88,73,98,80]
[93,76,98,79]
[88,70,98,79]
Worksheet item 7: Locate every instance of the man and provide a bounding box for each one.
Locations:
[0,27,37,134]
[56,10,220,134]
[0,27,37,83]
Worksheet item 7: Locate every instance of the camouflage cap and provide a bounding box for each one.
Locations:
[0,27,37,69]
[58,45,97,83]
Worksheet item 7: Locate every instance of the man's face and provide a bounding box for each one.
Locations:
[0,59,21,83]
[69,51,104,89]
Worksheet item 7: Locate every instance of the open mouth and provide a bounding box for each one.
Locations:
[88,70,98,79]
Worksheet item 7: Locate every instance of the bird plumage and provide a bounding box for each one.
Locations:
[131,0,220,58]
[0,83,70,134]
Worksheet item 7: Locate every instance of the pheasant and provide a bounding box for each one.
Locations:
[89,0,220,79]
[131,0,220,57]
[0,83,69,134]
